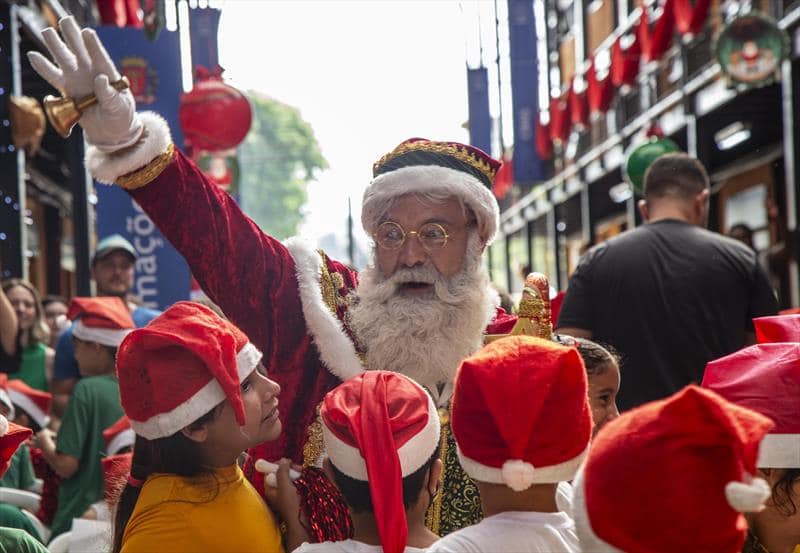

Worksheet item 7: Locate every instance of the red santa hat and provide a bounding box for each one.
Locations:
[363,138,501,244]
[321,370,440,553]
[753,313,800,343]
[451,336,591,490]
[573,385,774,553]
[703,342,800,468]
[6,379,51,429]
[103,416,135,456]
[68,297,135,347]
[0,415,32,478]
[102,452,132,501]
[116,301,262,440]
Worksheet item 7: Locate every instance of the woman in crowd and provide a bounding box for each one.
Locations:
[1,280,52,391]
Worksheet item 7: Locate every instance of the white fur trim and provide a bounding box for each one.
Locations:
[0,416,7,437]
[362,165,500,244]
[7,390,48,429]
[130,342,262,440]
[86,111,172,185]
[757,433,800,468]
[283,237,364,382]
[322,385,440,481]
[572,464,623,552]
[106,427,135,455]
[456,444,588,486]
[725,475,771,513]
[72,320,132,347]
[0,391,15,420]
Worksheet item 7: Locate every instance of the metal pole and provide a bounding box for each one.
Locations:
[347,197,354,267]
[69,128,92,296]
[781,59,799,306]
[9,5,26,280]
[493,0,506,154]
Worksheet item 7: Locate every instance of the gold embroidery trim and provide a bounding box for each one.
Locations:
[302,406,325,468]
[318,251,338,315]
[373,141,497,183]
[426,408,450,535]
[116,142,176,190]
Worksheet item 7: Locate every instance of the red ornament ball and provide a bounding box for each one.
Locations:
[179,71,252,152]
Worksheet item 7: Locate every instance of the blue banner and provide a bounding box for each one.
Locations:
[189,7,221,71]
[507,0,544,187]
[467,66,492,155]
[94,27,190,310]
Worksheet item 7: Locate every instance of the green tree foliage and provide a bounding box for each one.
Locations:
[238,92,327,239]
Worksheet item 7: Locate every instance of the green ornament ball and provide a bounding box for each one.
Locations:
[624,138,681,194]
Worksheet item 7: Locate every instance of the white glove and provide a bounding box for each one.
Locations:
[27,16,143,153]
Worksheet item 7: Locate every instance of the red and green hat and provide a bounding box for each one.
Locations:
[363,138,501,244]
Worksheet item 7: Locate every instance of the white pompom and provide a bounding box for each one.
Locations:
[502,459,536,492]
[265,473,278,488]
[0,415,7,437]
[725,477,771,513]
[254,459,274,474]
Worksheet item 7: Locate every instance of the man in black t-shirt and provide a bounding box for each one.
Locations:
[557,154,778,411]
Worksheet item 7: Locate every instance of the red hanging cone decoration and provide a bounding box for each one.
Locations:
[536,116,553,159]
[645,123,665,138]
[569,78,589,129]
[96,0,143,28]
[549,93,572,145]
[674,0,711,35]
[294,467,354,542]
[179,65,253,154]
[587,57,615,114]
[493,155,514,200]
[639,0,676,63]
[611,34,641,87]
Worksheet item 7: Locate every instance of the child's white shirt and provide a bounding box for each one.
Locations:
[427,511,580,553]
[294,540,427,553]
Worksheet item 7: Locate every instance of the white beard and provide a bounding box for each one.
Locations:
[348,238,497,397]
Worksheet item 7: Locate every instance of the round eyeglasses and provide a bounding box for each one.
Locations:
[374,221,450,251]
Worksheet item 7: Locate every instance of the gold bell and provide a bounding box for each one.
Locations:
[43,77,130,139]
[484,272,553,344]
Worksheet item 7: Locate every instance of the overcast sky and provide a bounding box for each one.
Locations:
[216,0,509,259]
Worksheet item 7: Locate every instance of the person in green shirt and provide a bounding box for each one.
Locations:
[0,528,47,553]
[0,411,47,551]
[32,297,133,540]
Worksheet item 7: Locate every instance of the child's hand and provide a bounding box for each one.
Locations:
[260,458,302,522]
[259,458,310,551]
[32,429,56,452]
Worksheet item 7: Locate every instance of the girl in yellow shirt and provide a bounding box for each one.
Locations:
[110,302,285,553]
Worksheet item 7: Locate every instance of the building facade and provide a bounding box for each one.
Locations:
[489,0,799,310]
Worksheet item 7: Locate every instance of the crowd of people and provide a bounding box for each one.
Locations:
[0,14,795,553]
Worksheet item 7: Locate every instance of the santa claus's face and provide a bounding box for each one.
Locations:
[374,195,473,285]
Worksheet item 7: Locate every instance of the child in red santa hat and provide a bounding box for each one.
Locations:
[429,335,592,553]
[0,414,48,551]
[34,297,132,539]
[6,378,60,526]
[0,375,36,493]
[554,334,620,436]
[574,385,774,552]
[703,314,800,553]
[82,416,135,521]
[111,301,284,553]
[270,370,442,553]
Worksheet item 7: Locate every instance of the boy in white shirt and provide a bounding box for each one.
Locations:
[271,370,442,553]
[429,336,592,553]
